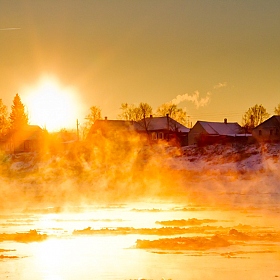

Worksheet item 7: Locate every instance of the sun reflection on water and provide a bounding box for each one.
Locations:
[1,202,280,280]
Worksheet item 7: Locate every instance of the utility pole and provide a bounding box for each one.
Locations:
[76,119,79,141]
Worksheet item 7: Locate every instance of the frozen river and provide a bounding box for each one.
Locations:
[0,198,279,280]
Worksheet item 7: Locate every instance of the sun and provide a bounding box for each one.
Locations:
[22,76,84,132]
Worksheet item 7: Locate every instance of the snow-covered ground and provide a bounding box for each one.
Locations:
[167,142,280,173]
[7,142,280,174]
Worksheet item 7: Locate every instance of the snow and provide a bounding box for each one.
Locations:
[7,143,280,175]
[166,143,280,173]
[198,121,243,135]
[136,117,190,133]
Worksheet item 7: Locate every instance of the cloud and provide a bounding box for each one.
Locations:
[0,28,21,31]
[171,91,211,108]
[214,82,227,89]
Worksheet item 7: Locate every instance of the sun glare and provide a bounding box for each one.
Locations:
[22,76,83,132]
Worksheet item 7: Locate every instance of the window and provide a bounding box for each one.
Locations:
[158,132,164,139]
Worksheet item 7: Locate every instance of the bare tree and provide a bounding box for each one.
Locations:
[138,102,153,119]
[118,102,153,141]
[82,106,102,140]
[118,102,152,122]
[274,103,280,115]
[118,103,136,121]
[156,102,187,125]
[137,102,153,134]
[242,104,269,131]
[85,106,102,124]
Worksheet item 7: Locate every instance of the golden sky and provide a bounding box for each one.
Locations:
[1,0,280,129]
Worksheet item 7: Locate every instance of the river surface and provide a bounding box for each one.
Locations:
[0,197,279,280]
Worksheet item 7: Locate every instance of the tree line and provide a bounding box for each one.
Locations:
[1,93,280,139]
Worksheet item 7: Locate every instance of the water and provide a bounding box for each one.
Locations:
[0,200,279,280]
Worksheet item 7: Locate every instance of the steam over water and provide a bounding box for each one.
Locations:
[0,142,280,279]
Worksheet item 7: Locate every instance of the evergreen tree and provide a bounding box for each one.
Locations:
[0,99,9,136]
[9,93,28,130]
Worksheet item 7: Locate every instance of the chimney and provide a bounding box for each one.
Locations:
[105,116,108,121]
[150,115,153,118]
[224,118,227,124]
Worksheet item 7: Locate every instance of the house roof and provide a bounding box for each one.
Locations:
[89,119,136,133]
[196,121,243,136]
[253,115,280,130]
[135,116,190,133]
[88,116,190,136]
[5,125,43,141]
[24,125,43,140]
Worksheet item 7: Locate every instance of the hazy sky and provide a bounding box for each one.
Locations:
[1,0,280,128]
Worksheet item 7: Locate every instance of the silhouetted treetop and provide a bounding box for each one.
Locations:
[242,104,269,131]
[86,106,102,124]
[81,105,102,140]
[274,103,280,115]
[118,102,153,122]
[0,99,9,136]
[9,93,29,130]
[156,103,187,126]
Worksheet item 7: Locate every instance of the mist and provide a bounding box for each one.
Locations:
[0,134,182,210]
[1,138,280,279]
[1,133,280,213]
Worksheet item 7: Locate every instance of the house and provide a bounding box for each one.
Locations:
[4,125,45,153]
[86,118,136,141]
[252,115,280,143]
[188,119,250,146]
[87,115,190,146]
[135,114,190,146]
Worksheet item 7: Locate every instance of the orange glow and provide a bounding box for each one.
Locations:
[22,76,83,132]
